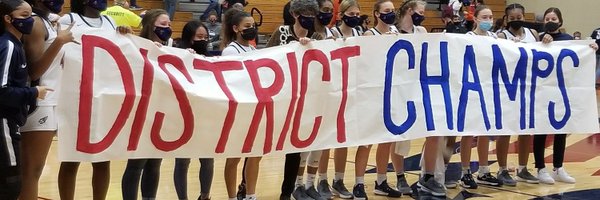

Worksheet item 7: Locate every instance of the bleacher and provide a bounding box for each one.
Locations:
[61,0,536,40]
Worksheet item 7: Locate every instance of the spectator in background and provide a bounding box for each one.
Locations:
[164,0,179,20]
[592,27,600,84]
[102,0,142,28]
[200,0,222,22]
[492,18,504,33]
[445,15,467,33]
[355,14,369,34]
[573,31,581,40]
[222,0,248,12]
[130,0,142,10]
[205,12,222,51]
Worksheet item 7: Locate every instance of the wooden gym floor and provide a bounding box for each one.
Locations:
[35,91,600,200]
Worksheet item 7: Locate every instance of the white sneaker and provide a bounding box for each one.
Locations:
[552,167,576,183]
[537,168,555,185]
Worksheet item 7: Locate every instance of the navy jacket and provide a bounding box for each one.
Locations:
[0,32,38,125]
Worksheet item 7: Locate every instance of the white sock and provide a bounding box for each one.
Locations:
[462,167,471,175]
[499,166,507,172]
[518,165,526,172]
[479,166,490,174]
[306,174,316,188]
[229,198,237,200]
[334,172,344,181]
[376,173,387,185]
[355,176,365,184]
[296,175,304,187]
[245,194,257,200]
[318,173,328,181]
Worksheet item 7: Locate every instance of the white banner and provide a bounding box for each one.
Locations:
[57,29,599,161]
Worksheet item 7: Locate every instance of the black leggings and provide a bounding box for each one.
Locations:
[174,158,214,200]
[122,158,162,200]
[281,153,301,196]
[533,134,566,169]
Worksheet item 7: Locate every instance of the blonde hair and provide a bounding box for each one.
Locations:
[373,0,393,26]
[339,0,360,15]
[397,0,426,21]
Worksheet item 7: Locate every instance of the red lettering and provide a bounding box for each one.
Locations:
[330,46,360,143]
[77,35,136,154]
[128,49,154,151]
[193,59,244,153]
[290,50,331,148]
[276,53,300,150]
[150,55,195,151]
[244,58,285,154]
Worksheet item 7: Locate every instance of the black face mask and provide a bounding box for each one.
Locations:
[241,27,257,40]
[544,22,560,33]
[191,40,208,55]
[507,20,524,30]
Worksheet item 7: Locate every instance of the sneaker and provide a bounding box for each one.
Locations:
[516,167,540,184]
[497,170,517,187]
[444,179,458,189]
[292,185,313,200]
[129,5,143,10]
[417,177,446,197]
[306,185,327,200]
[537,168,555,185]
[396,175,413,194]
[237,183,246,200]
[317,180,334,199]
[352,184,367,200]
[460,174,478,189]
[476,173,502,186]
[331,179,353,199]
[551,167,576,183]
[374,180,402,197]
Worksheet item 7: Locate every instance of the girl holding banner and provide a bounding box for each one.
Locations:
[496,3,540,185]
[353,0,407,199]
[120,9,177,200]
[265,0,323,199]
[173,20,214,200]
[220,9,262,200]
[395,0,447,197]
[19,0,75,199]
[0,0,52,199]
[459,5,503,189]
[56,0,131,199]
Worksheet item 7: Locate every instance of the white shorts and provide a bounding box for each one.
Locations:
[20,106,57,132]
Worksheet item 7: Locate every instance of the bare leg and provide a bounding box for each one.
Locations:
[58,162,80,200]
[20,131,54,200]
[225,158,241,198]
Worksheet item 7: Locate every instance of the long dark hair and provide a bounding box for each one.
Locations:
[0,0,26,34]
[140,9,168,41]
[25,0,49,18]
[70,0,85,14]
[220,8,250,50]
[179,20,208,49]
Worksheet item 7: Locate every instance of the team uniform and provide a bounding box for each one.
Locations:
[21,13,61,133]
[0,32,39,200]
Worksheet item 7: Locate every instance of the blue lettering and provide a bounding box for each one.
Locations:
[420,42,453,131]
[530,49,555,128]
[457,45,491,132]
[549,49,578,129]
[492,45,528,130]
[383,39,416,135]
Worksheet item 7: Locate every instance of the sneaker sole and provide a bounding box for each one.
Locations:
[444,184,458,189]
[332,189,353,199]
[515,176,540,184]
[417,182,446,197]
[398,187,413,194]
[476,179,502,186]
[373,189,402,197]
[353,197,367,200]
[459,181,478,189]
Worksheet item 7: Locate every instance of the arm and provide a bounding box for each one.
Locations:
[531,29,540,42]
[0,48,39,107]
[497,32,507,39]
[23,18,74,80]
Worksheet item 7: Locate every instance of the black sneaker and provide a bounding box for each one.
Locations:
[236,183,246,200]
[460,174,478,189]
[317,180,334,199]
[417,177,446,197]
[477,173,503,186]
[374,180,402,197]
[352,183,368,200]
[396,174,412,194]
[332,179,353,199]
